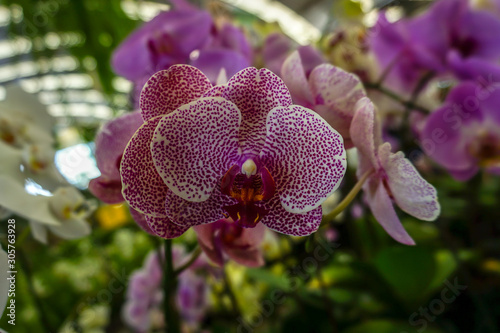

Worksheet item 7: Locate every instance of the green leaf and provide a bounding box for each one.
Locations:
[373,246,436,305]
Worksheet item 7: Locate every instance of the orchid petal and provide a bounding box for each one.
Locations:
[191,49,250,84]
[151,97,240,202]
[129,208,156,235]
[281,51,314,107]
[224,245,264,267]
[366,180,416,245]
[164,185,236,227]
[88,177,124,204]
[378,143,440,221]
[193,223,224,266]
[259,196,323,236]
[309,64,366,135]
[140,65,212,121]
[94,111,143,180]
[0,177,60,226]
[48,217,91,240]
[121,116,170,217]
[29,220,48,244]
[260,105,346,213]
[350,97,380,169]
[223,67,292,155]
[145,215,189,239]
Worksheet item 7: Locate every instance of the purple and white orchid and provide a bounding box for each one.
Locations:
[350,98,441,245]
[120,64,347,238]
[281,50,366,148]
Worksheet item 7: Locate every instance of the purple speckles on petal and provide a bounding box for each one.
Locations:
[151,97,241,202]
[145,214,189,239]
[379,143,440,221]
[223,67,292,155]
[121,116,170,217]
[140,65,212,121]
[165,183,236,228]
[260,196,323,236]
[260,105,346,214]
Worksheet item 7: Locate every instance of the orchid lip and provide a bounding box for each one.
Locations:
[221,161,276,228]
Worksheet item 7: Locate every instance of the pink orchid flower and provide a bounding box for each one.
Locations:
[350,97,441,245]
[89,111,143,204]
[120,65,346,238]
[194,218,265,267]
[281,50,366,148]
[88,111,156,235]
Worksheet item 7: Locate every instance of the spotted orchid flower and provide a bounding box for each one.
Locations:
[350,98,441,245]
[194,218,265,267]
[281,50,366,149]
[120,65,347,238]
[421,81,500,180]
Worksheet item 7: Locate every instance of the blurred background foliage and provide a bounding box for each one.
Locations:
[0,0,499,332]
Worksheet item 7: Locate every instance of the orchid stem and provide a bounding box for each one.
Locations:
[222,266,242,317]
[163,239,181,333]
[364,82,431,114]
[175,246,201,276]
[325,168,375,221]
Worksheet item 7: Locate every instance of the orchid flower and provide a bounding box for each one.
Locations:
[89,111,143,204]
[0,86,92,244]
[369,0,500,90]
[281,50,366,148]
[120,65,347,238]
[112,0,251,95]
[350,98,441,245]
[194,218,265,267]
[421,81,500,180]
[88,111,159,236]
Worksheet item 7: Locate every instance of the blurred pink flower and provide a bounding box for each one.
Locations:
[350,98,441,245]
[194,218,265,267]
[88,111,155,235]
[421,81,500,180]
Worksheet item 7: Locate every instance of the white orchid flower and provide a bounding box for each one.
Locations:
[0,86,93,244]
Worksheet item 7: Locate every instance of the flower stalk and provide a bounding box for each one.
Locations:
[163,239,181,333]
[324,168,375,221]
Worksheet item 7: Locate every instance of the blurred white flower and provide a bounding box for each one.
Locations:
[0,85,93,244]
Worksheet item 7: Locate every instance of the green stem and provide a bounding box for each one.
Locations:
[175,246,201,276]
[163,239,181,333]
[324,168,375,221]
[222,266,242,317]
[364,83,431,114]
